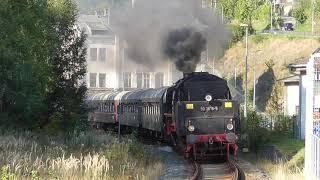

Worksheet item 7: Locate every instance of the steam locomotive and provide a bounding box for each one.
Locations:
[87,72,240,159]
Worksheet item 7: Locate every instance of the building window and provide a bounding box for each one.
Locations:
[90,73,97,87]
[155,72,164,88]
[143,73,150,88]
[137,73,143,89]
[92,30,109,36]
[90,48,97,61]
[201,50,207,62]
[99,48,106,61]
[124,72,131,88]
[99,73,106,88]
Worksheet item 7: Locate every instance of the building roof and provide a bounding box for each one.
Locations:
[281,75,299,84]
[78,14,108,23]
[77,14,115,45]
[287,48,320,74]
[87,36,115,44]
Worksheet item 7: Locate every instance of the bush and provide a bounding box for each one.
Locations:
[252,34,267,44]
[241,109,271,152]
[293,6,308,25]
[231,24,255,44]
[274,115,294,136]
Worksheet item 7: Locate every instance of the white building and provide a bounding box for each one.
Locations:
[284,55,316,139]
[77,14,182,92]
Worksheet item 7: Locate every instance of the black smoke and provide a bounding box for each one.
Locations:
[112,0,230,72]
[164,28,207,73]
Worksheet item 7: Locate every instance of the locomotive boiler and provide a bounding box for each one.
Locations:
[87,72,240,160]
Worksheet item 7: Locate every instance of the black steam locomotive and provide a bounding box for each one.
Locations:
[87,72,240,159]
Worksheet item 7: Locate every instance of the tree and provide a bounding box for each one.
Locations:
[0,0,53,128]
[293,5,308,24]
[234,0,258,24]
[46,0,88,133]
[0,0,88,133]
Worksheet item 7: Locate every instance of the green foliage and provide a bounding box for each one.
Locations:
[293,6,308,24]
[0,0,88,133]
[266,133,304,159]
[104,134,156,178]
[252,3,270,31]
[242,109,271,152]
[273,115,294,136]
[231,25,246,44]
[0,165,15,180]
[234,0,258,24]
[230,24,255,44]
[287,148,305,169]
[252,34,267,44]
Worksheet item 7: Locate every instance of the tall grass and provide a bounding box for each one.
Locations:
[0,130,163,180]
[256,159,304,180]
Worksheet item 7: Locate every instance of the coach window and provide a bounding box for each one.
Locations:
[90,48,97,61]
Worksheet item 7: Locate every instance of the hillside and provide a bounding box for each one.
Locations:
[218,36,320,112]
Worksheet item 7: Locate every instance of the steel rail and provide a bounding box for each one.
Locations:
[190,157,245,180]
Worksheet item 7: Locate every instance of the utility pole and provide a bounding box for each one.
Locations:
[240,23,249,118]
[270,0,273,31]
[221,5,224,23]
[132,0,135,8]
[234,66,237,87]
[253,57,256,109]
[312,0,315,34]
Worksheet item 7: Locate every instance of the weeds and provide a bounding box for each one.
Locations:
[0,130,163,180]
[257,159,304,180]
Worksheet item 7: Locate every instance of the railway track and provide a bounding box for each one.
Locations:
[190,158,245,180]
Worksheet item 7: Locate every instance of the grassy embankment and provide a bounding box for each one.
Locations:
[242,133,305,180]
[222,35,314,179]
[220,35,320,89]
[0,130,163,180]
[257,134,305,180]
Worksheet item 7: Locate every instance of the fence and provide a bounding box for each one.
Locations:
[305,52,320,180]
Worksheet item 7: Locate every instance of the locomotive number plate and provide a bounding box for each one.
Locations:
[200,106,219,112]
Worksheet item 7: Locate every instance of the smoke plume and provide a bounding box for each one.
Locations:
[112,0,230,73]
[164,28,207,73]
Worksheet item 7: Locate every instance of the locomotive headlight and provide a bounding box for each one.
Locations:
[227,123,234,130]
[205,95,212,102]
[188,125,195,132]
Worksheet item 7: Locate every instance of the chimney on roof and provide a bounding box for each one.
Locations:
[132,0,135,8]
[103,9,108,17]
